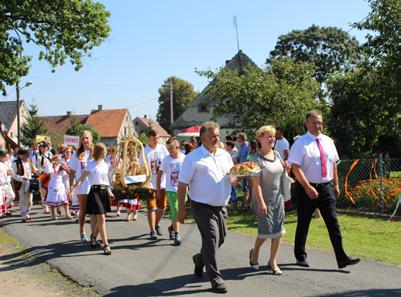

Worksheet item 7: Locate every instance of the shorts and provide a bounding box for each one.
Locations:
[166,191,178,220]
[146,189,167,211]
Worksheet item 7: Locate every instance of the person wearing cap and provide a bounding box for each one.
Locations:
[32,141,54,214]
[11,149,38,222]
[288,110,360,269]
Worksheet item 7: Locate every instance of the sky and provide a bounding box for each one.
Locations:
[2,0,371,120]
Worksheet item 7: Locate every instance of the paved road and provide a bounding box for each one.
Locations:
[1,205,401,297]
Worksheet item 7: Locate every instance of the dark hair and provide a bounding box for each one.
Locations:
[17,149,29,156]
[184,142,194,154]
[225,140,235,149]
[147,129,158,137]
[250,139,259,152]
[166,136,179,145]
[0,150,6,157]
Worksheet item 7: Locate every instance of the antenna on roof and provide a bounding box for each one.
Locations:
[233,16,240,53]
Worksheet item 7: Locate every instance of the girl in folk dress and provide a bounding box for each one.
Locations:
[62,146,79,216]
[69,131,94,241]
[44,155,73,220]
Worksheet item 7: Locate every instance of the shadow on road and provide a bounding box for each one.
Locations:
[319,289,401,297]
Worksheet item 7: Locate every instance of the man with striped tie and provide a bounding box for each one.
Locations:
[288,110,360,270]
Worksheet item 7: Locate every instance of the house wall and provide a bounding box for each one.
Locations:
[117,112,136,144]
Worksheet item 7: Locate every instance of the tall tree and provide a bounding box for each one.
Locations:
[0,0,111,94]
[156,76,198,132]
[20,103,47,146]
[66,124,100,144]
[267,25,363,83]
[199,59,323,139]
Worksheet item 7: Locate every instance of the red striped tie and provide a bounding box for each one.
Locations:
[316,138,327,177]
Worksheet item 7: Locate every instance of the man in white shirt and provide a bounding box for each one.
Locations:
[12,149,37,222]
[142,129,169,240]
[274,127,290,161]
[177,121,235,294]
[288,110,360,269]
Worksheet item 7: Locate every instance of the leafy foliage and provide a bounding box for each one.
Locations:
[198,59,323,139]
[0,0,111,94]
[156,76,197,133]
[267,25,363,83]
[65,124,99,144]
[20,103,47,146]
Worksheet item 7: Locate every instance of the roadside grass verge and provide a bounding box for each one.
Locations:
[227,209,401,266]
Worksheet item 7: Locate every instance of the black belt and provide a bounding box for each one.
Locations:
[309,182,331,189]
[91,185,109,190]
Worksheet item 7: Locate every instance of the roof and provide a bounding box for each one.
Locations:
[40,114,88,135]
[85,109,128,137]
[171,51,258,130]
[0,100,25,130]
[134,117,170,137]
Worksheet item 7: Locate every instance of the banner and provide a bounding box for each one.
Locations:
[35,135,51,144]
[63,135,80,147]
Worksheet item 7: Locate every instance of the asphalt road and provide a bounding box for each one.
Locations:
[1,205,401,297]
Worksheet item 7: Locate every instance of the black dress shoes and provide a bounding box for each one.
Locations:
[338,257,361,269]
[296,260,310,267]
[211,282,227,294]
[192,254,204,278]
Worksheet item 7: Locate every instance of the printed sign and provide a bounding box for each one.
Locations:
[63,135,80,147]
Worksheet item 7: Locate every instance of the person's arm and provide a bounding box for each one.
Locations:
[11,162,28,182]
[251,176,267,216]
[69,170,90,198]
[291,164,318,199]
[332,162,340,198]
[177,182,187,224]
[156,170,163,200]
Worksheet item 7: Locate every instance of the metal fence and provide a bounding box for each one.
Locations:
[337,156,401,215]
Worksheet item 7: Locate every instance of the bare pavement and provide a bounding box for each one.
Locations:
[1,205,401,297]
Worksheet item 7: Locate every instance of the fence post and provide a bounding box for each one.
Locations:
[378,153,384,213]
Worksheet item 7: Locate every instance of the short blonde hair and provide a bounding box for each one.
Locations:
[93,143,107,161]
[255,125,276,139]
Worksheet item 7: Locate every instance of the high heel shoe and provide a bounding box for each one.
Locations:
[103,245,112,255]
[267,261,282,275]
[90,234,98,249]
[249,249,259,270]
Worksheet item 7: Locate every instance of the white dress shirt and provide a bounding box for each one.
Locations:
[179,145,234,207]
[288,131,339,183]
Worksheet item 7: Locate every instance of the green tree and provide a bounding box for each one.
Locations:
[267,25,363,83]
[199,59,323,139]
[0,0,111,94]
[66,124,100,144]
[20,103,47,146]
[156,76,198,133]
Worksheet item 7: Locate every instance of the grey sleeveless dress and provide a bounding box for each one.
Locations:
[252,151,286,239]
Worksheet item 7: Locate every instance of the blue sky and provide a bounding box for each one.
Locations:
[2,0,371,119]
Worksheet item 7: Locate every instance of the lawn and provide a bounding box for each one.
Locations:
[227,209,401,266]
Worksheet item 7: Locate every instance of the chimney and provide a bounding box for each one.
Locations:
[144,115,147,119]
[66,111,72,116]
[98,105,103,111]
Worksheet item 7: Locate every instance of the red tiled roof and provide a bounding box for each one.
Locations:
[40,115,88,135]
[134,117,170,137]
[86,109,128,137]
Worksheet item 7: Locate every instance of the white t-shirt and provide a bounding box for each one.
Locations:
[84,160,110,186]
[159,154,185,192]
[275,137,290,160]
[179,146,234,207]
[142,144,169,190]
[288,131,339,183]
[69,149,91,195]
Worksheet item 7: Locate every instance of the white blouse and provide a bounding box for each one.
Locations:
[84,160,110,186]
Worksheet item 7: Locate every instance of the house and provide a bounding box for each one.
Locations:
[40,105,136,147]
[0,100,30,150]
[86,106,136,147]
[133,115,170,143]
[171,50,258,137]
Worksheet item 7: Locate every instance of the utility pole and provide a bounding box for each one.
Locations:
[169,78,174,125]
[16,82,20,147]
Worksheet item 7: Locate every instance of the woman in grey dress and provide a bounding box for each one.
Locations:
[249,125,286,275]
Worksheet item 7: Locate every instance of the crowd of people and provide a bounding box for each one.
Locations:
[0,109,361,294]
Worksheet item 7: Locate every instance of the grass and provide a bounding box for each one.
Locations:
[227,209,401,266]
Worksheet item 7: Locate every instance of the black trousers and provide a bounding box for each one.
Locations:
[294,182,348,264]
[191,200,227,285]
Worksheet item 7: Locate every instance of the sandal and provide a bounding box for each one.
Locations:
[90,234,98,249]
[249,249,259,270]
[103,244,112,255]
